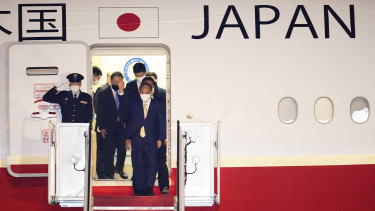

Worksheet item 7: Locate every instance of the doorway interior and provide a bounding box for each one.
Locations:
[90,45,171,185]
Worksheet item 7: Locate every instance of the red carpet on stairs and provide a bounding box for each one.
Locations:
[92,185,177,197]
[92,183,176,210]
[91,169,177,210]
[94,196,174,207]
[93,169,177,197]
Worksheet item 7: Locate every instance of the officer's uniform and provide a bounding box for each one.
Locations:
[43,73,93,123]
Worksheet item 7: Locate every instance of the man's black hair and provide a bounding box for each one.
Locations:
[142,77,156,87]
[139,82,153,92]
[93,66,102,76]
[146,72,158,80]
[111,71,124,80]
[133,63,146,73]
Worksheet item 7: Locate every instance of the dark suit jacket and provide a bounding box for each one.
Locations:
[156,87,166,116]
[124,98,166,142]
[96,85,126,134]
[124,80,139,101]
[43,87,93,123]
[122,80,140,125]
[155,87,167,140]
[93,83,109,113]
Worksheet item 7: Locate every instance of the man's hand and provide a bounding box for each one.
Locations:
[118,81,125,94]
[100,129,107,138]
[56,82,70,91]
[157,140,162,149]
[123,123,126,129]
[126,139,131,150]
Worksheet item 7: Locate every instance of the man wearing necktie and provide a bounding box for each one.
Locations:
[125,82,166,196]
[143,74,169,195]
[123,62,147,101]
[96,71,128,179]
[43,73,92,123]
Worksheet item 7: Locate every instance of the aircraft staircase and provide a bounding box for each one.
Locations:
[83,123,179,211]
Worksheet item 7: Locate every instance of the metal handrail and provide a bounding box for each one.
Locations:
[48,120,57,205]
[84,121,93,211]
[215,121,221,205]
[177,120,185,211]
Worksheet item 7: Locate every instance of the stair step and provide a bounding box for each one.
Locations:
[93,206,175,211]
[93,196,175,210]
[93,207,174,211]
[94,196,174,206]
[93,186,176,197]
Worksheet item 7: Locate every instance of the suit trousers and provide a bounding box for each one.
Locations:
[96,131,107,178]
[131,137,158,193]
[157,143,169,190]
[103,123,126,176]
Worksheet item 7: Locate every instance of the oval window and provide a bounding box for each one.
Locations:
[314,97,334,124]
[278,97,298,124]
[350,97,369,124]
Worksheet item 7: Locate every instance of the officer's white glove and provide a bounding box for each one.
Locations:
[56,82,70,91]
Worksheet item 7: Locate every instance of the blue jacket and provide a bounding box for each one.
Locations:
[124,98,166,142]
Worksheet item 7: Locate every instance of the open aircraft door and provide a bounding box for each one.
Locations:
[6,42,90,178]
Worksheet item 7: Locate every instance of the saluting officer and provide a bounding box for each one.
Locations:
[43,73,93,123]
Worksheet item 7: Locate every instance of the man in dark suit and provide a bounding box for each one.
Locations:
[143,75,169,195]
[145,72,166,118]
[125,82,166,196]
[96,71,128,179]
[123,63,147,101]
[43,73,92,123]
[93,72,111,179]
[93,72,111,113]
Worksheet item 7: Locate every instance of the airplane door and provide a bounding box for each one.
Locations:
[6,42,90,177]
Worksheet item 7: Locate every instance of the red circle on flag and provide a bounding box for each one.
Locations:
[117,13,141,32]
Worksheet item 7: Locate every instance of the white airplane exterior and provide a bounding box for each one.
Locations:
[0,0,375,210]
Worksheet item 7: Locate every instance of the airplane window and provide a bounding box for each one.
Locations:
[278,97,298,124]
[314,97,334,124]
[350,97,369,124]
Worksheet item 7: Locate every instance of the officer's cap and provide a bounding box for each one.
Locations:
[67,73,84,82]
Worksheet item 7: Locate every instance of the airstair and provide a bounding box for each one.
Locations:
[46,121,220,211]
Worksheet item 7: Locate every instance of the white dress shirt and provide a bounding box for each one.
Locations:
[137,80,141,89]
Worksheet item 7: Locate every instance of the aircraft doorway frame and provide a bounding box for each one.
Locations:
[90,44,171,185]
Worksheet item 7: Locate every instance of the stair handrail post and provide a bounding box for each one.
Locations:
[83,121,93,211]
[177,120,185,211]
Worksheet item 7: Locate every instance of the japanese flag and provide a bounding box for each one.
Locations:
[99,7,159,38]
